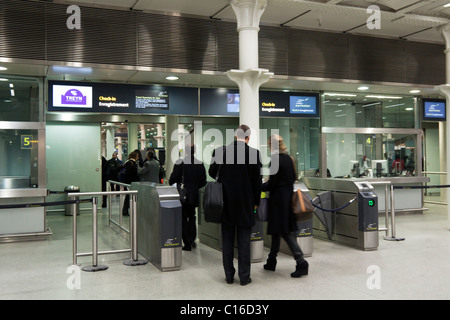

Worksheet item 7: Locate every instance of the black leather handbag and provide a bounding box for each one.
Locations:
[177,164,187,204]
[203,165,223,223]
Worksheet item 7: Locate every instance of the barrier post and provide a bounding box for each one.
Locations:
[72,198,78,265]
[123,193,148,266]
[384,184,405,241]
[82,197,109,272]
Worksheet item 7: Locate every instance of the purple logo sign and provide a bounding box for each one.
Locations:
[61,89,87,105]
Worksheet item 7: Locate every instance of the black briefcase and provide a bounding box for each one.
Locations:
[203,180,223,223]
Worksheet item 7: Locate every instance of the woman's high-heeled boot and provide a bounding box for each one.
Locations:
[263,258,277,271]
[291,260,308,278]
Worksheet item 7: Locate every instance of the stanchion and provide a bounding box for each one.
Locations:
[82,197,109,272]
[383,184,405,241]
[123,193,148,266]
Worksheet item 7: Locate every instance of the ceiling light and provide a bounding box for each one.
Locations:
[0,66,7,71]
[444,3,450,7]
[405,107,414,111]
[358,86,369,91]
[52,66,92,74]
[324,93,357,97]
[366,95,403,99]
[165,76,179,81]
[410,89,421,94]
[0,78,8,81]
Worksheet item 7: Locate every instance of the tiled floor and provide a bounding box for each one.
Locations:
[0,197,449,300]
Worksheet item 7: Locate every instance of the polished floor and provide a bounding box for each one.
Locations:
[0,196,449,300]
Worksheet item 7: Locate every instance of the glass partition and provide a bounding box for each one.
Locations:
[322,93,416,129]
[322,128,421,179]
[0,76,40,122]
[0,128,41,188]
[261,118,320,179]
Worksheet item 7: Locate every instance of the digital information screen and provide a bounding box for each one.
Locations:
[136,90,169,109]
[289,96,317,115]
[423,99,446,121]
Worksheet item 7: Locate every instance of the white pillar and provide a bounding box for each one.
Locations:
[139,124,146,150]
[117,137,123,161]
[105,125,116,159]
[165,115,179,180]
[127,123,138,153]
[436,23,450,230]
[227,0,273,149]
[156,124,164,148]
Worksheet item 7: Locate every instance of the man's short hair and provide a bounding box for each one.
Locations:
[235,124,251,140]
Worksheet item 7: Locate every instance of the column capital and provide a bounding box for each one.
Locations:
[231,0,267,31]
[436,84,450,98]
[227,68,273,90]
[438,22,450,49]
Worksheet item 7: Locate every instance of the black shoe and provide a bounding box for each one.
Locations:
[191,242,197,248]
[226,278,234,284]
[182,245,192,251]
[263,258,277,271]
[291,260,309,278]
[240,277,252,286]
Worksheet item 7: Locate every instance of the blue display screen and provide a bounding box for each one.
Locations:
[289,96,317,115]
[423,100,446,121]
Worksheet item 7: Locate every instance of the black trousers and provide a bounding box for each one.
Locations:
[268,232,305,264]
[221,223,252,282]
[182,203,196,246]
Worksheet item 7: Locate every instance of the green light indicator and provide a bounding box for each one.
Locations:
[368,199,375,207]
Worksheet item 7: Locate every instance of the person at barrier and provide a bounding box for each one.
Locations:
[262,134,309,278]
[122,151,140,216]
[138,149,160,183]
[106,151,123,192]
[169,144,207,251]
[209,124,262,286]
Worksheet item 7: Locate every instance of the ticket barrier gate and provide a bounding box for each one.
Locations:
[132,182,182,271]
[198,188,264,263]
[302,177,379,251]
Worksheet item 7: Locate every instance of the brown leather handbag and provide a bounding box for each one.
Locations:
[292,189,314,222]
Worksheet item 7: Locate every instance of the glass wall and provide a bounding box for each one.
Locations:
[322,93,416,129]
[324,131,418,178]
[321,90,421,180]
[261,118,320,179]
[0,77,41,122]
[0,76,45,193]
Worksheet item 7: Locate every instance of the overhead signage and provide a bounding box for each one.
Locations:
[200,88,320,118]
[52,85,93,108]
[48,81,197,115]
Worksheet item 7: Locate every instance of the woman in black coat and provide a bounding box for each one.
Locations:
[262,134,308,278]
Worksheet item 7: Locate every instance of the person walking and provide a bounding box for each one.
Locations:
[169,144,207,251]
[121,151,140,216]
[106,151,123,192]
[263,134,309,278]
[209,125,262,285]
[138,149,160,183]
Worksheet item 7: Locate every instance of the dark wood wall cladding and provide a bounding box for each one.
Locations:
[0,0,445,85]
[46,3,138,66]
[287,29,350,79]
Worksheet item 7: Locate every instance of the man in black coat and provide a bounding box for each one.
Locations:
[209,125,262,285]
[169,145,207,251]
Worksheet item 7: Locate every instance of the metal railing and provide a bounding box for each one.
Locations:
[422,171,447,205]
[69,189,148,271]
[106,180,132,233]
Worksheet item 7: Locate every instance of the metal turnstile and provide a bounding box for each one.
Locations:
[132,182,182,271]
[198,188,264,263]
[302,177,379,251]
